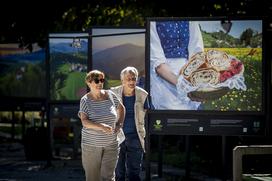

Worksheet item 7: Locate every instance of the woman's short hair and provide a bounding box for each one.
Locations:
[85,70,105,83]
[120,66,138,80]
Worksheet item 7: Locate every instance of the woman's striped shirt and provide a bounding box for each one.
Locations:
[78,91,120,147]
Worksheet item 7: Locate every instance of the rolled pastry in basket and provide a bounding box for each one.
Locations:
[180,51,206,79]
[189,67,220,87]
[206,50,230,71]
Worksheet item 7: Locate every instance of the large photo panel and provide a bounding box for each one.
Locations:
[49,33,88,101]
[0,43,46,98]
[91,28,145,89]
[148,18,263,112]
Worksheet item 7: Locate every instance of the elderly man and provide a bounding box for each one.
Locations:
[111,66,149,181]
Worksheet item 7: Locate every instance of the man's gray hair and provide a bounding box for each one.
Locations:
[120,66,138,80]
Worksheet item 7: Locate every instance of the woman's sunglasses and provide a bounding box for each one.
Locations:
[92,78,105,84]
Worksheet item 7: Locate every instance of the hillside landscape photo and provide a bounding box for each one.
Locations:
[49,38,88,101]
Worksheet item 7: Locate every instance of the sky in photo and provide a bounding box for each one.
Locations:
[199,20,262,38]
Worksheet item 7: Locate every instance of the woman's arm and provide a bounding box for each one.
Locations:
[157,22,206,92]
[150,22,167,72]
[150,21,178,85]
[155,63,178,85]
[153,22,205,87]
[80,112,113,134]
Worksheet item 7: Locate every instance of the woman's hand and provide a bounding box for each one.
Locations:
[100,123,113,134]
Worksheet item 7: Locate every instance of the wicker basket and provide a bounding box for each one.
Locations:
[189,87,230,101]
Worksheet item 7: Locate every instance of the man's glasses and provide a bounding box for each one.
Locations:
[92,78,105,84]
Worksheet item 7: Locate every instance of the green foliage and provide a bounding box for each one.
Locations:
[202,30,242,48]
[54,3,167,31]
[240,28,255,47]
[202,28,262,49]
[0,62,46,98]
[202,48,262,111]
[50,52,87,100]
[0,125,23,135]
[1,0,269,48]
[104,79,121,89]
[250,33,262,48]
[60,72,86,99]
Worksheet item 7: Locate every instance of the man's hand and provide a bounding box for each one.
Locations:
[114,122,123,133]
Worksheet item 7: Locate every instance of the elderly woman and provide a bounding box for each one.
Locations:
[78,70,125,181]
[111,66,149,181]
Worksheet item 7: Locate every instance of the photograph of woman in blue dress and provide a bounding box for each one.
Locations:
[150,20,204,110]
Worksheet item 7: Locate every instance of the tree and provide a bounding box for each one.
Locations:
[0,0,270,48]
[240,28,254,47]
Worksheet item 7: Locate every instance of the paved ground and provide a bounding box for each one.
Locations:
[0,142,85,181]
[0,141,223,181]
[6,140,266,181]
